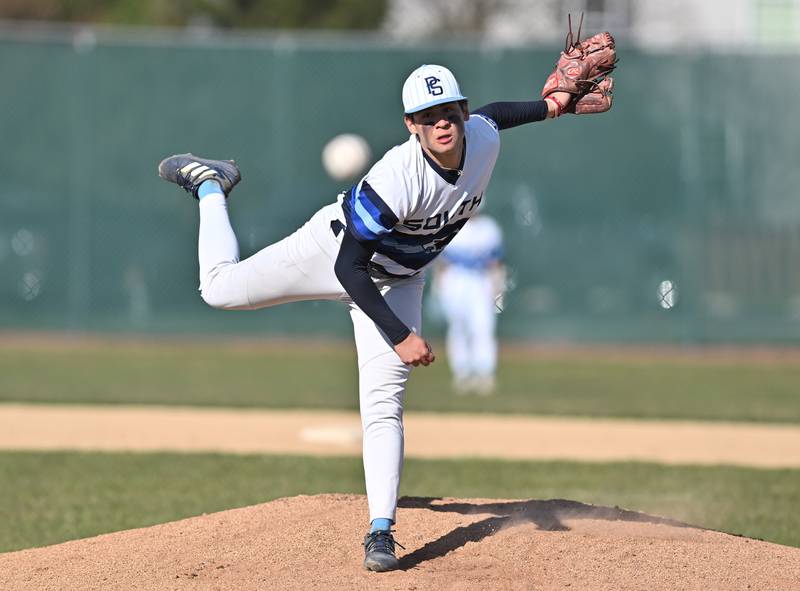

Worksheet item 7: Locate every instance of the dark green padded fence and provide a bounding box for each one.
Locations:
[2,29,799,343]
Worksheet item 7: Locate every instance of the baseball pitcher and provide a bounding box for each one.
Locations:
[158,24,615,572]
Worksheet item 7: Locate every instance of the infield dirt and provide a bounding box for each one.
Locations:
[2,493,799,590]
[3,403,800,467]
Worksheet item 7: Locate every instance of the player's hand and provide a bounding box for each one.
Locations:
[394,333,435,367]
[545,90,573,117]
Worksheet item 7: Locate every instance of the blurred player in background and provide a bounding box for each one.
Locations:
[434,213,505,395]
[158,29,614,572]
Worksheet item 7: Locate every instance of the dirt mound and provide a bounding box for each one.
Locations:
[2,494,799,591]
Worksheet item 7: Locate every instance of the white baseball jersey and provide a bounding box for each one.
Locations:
[341,114,500,277]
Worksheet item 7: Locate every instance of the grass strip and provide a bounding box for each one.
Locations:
[1,340,799,422]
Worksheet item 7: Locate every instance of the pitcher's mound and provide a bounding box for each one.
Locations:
[2,494,799,590]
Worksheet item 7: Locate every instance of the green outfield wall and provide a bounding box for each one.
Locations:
[1,29,799,343]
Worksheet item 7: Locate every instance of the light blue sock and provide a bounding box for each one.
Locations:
[197,179,222,200]
[370,518,393,533]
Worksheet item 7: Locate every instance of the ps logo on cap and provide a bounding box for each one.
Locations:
[403,64,467,114]
[425,76,443,96]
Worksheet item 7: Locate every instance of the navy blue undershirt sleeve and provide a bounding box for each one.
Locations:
[472,100,549,130]
[334,230,412,346]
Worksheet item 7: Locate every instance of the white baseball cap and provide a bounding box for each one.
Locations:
[402,64,467,114]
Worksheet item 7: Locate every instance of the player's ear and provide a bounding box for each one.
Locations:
[461,100,470,121]
[404,114,417,134]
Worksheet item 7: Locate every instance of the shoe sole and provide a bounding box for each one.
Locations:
[158,154,241,198]
[363,556,399,572]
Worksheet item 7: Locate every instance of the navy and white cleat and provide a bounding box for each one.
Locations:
[363,530,403,572]
[158,153,241,199]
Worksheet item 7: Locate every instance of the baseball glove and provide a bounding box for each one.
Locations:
[541,14,617,100]
[566,76,613,115]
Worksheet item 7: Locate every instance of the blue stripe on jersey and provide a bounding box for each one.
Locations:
[342,181,400,242]
[353,198,388,238]
[375,218,469,270]
[490,245,504,260]
[441,246,503,270]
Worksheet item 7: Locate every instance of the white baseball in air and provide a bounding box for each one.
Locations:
[658,280,677,309]
[322,133,371,181]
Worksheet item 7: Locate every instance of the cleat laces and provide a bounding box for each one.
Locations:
[364,530,405,555]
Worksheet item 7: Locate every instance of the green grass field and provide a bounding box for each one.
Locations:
[2,451,798,553]
[1,337,799,422]
[2,337,799,555]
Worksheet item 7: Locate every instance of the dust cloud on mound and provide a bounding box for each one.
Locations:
[2,494,799,591]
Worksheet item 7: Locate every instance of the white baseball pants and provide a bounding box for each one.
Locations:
[438,266,498,381]
[197,193,423,523]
